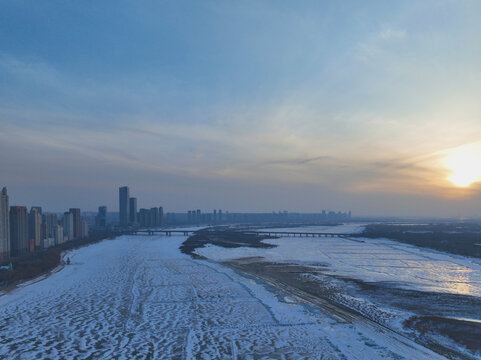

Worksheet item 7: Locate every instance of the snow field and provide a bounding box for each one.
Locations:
[0,234,445,359]
[198,226,481,298]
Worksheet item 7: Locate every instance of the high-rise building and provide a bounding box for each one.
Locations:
[0,187,10,263]
[138,208,151,227]
[129,198,137,225]
[29,207,42,250]
[159,206,164,226]
[150,207,159,227]
[54,224,64,245]
[40,218,56,248]
[41,221,48,246]
[81,220,89,238]
[119,186,130,227]
[63,211,74,241]
[44,213,58,238]
[69,208,81,240]
[10,206,28,256]
[95,206,107,228]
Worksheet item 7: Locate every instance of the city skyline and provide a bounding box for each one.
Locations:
[0,182,479,218]
[1,1,481,217]
[0,182,352,265]
[0,184,353,218]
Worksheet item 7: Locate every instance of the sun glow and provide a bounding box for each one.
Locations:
[445,148,481,187]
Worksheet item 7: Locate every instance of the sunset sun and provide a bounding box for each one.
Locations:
[445,149,481,187]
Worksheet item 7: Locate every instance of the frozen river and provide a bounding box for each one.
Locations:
[198,224,481,298]
[195,224,481,359]
[0,234,445,359]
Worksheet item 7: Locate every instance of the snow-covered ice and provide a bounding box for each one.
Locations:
[197,224,481,297]
[0,234,446,359]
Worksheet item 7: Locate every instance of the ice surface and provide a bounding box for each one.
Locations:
[0,233,445,359]
[197,224,481,298]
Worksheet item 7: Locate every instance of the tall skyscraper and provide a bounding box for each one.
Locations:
[41,221,48,247]
[0,187,10,263]
[44,213,58,238]
[129,198,137,225]
[54,224,64,245]
[69,208,81,240]
[10,206,28,256]
[138,208,150,227]
[81,220,89,238]
[159,206,164,226]
[63,211,74,241]
[119,186,130,227]
[95,206,107,228]
[29,207,42,249]
[150,207,159,227]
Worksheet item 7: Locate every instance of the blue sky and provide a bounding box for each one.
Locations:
[1,1,481,216]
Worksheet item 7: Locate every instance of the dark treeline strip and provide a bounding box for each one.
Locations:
[0,232,119,288]
[180,228,278,257]
[362,224,481,259]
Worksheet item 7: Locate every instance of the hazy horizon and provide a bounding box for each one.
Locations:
[1,1,481,217]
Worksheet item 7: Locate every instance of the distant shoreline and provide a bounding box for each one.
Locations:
[361,223,481,259]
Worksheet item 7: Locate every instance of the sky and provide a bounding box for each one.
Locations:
[1,0,481,216]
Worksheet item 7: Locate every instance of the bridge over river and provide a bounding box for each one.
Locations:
[130,229,358,238]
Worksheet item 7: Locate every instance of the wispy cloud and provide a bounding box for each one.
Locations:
[2,1,481,215]
[378,28,406,40]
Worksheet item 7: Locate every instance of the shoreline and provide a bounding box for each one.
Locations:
[0,232,119,294]
[223,256,481,360]
[0,251,71,298]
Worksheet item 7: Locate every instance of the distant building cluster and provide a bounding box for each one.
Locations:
[0,183,354,264]
[183,209,224,224]
[118,186,164,229]
[166,209,352,225]
[0,187,90,264]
